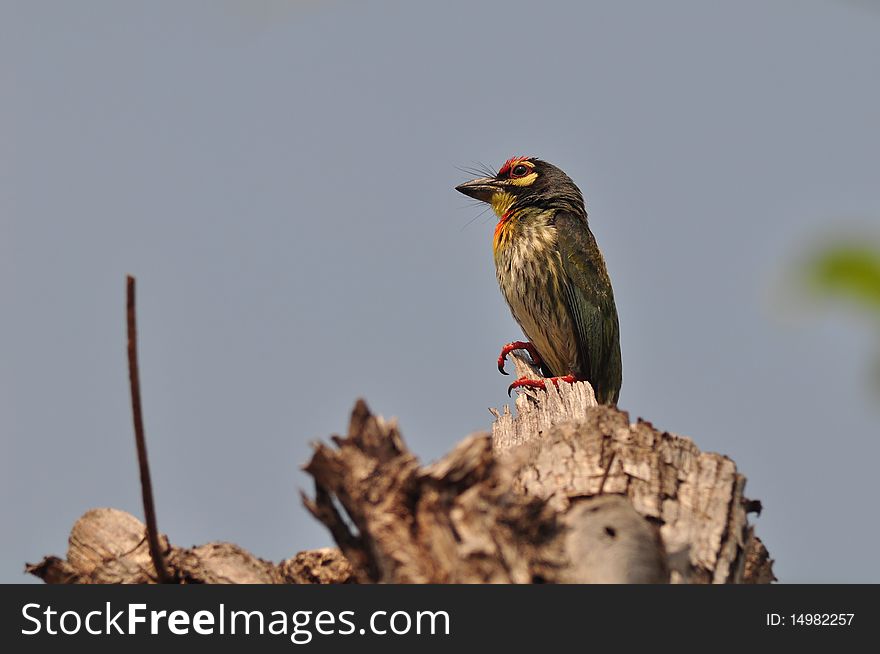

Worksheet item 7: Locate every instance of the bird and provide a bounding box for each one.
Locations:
[455,156,622,405]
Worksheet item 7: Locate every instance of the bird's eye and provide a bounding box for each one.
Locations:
[510,164,529,178]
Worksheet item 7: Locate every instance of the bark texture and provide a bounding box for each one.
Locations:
[27,508,352,584]
[29,351,774,584]
[302,400,570,583]
[491,351,773,583]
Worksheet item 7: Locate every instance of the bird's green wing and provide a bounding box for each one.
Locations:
[554,210,622,403]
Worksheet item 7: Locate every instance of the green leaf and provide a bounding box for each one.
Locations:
[804,243,880,313]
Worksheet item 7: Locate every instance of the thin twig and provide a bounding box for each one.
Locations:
[126,275,170,583]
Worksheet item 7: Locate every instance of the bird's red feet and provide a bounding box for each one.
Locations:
[498,341,543,375]
[508,374,577,396]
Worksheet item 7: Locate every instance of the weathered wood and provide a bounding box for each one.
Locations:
[29,354,773,584]
[27,508,352,584]
[742,531,775,584]
[302,399,679,583]
[491,349,598,451]
[493,351,774,583]
[302,400,568,583]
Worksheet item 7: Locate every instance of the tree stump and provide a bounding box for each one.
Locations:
[28,351,774,583]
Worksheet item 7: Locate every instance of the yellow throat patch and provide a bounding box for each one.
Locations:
[491,191,517,253]
[490,190,516,219]
[490,171,538,252]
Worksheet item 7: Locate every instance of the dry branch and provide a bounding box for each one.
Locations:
[125,275,169,583]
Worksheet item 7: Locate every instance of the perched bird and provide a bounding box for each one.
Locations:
[456,156,622,404]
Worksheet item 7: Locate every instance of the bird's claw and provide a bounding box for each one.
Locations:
[498,341,543,375]
[507,374,577,396]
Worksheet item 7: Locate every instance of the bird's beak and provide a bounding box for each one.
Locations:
[455,177,499,203]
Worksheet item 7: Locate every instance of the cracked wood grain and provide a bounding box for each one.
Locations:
[493,351,774,583]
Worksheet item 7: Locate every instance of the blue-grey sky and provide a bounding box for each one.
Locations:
[3,0,879,583]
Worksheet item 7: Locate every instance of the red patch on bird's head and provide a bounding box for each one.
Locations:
[497,156,531,178]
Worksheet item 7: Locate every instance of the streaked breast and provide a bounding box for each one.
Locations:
[493,212,578,377]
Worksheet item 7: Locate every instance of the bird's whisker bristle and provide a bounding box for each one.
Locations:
[460,204,494,231]
[455,161,499,180]
[475,160,497,177]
